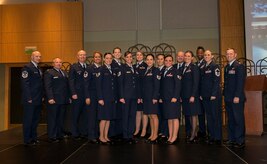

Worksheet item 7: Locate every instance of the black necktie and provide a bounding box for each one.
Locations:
[183,66,188,74]
[145,68,149,75]
[108,67,112,74]
[83,64,86,70]
[59,69,65,77]
[131,66,134,73]
[36,66,42,75]
[164,69,168,77]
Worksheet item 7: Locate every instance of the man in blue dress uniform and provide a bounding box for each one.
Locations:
[196,46,207,140]
[223,48,246,148]
[69,50,88,139]
[21,51,43,146]
[44,58,70,143]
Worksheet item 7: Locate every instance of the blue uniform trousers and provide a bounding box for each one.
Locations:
[87,99,99,139]
[71,99,87,137]
[47,104,66,139]
[159,102,168,136]
[203,98,222,140]
[23,104,42,143]
[198,100,206,135]
[122,99,137,139]
[225,101,245,144]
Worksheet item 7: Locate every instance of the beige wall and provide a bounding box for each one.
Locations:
[0,2,83,131]
[84,0,219,55]
[84,28,219,55]
[0,2,83,64]
[0,64,7,130]
[219,0,245,58]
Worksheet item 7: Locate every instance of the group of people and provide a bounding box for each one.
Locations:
[21,46,246,149]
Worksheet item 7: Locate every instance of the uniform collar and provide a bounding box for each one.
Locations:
[104,63,111,69]
[114,58,121,64]
[199,59,204,64]
[31,61,38,68]
[205,61,212,67]
[165,66,172,71]
[126,63,133,67]
[229,59,236,67]
[158,65,164,70]
[184,62,191,67]
[79,62,86,67]
[94,63,100,68]
[137,61,144,65]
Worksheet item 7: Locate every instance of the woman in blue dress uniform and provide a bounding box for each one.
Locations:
[156,54,168,141]
[181,51,201,143]
[96,53,117,144]
[161,55,181,144]
[133,51,148,138]
[143,54,161,143]
[200,50,222,145]
[84,51,102,144]
[119,51,139,144]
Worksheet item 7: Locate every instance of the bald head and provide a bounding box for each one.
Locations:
[31,51,41,64]
[176,51,184,63]
[53,57,62,69]
[77,50,87,63]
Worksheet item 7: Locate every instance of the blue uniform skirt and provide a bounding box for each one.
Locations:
[143,100,159,115]
[162,100,181,119]
[182,98,201,116]
[137,103,143,111]
[98,101,115,120]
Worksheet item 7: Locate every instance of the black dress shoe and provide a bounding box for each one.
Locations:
[57,137,64,141]
[145,138,152,143]
[234,143,245,149]
[167,140,178,145]
[208,139,214,145]
[159,136,168,144]
[99,141,109,145]
[133,132,141,138]
[187,137,198,144]
[214,140,222,145]
[107,140,115,145]
[33,140,40,144]
[88,139,99,144]
[73,136,81,140]
[126,139,136,145]
[150,138,159,144]
[24,141,36,146]
[80,135,88,139]
[49,138,59,143]
[223,140,235,147]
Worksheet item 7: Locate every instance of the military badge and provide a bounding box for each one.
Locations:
[96,72,101,77]
[157,75,161,80]
[205,70,212,74]
[22,71,28,78]
[166,73,173,77]
[215,68,220,77]
[84,71,88,78]
[117,71,121,77]
[177,75,182,80]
